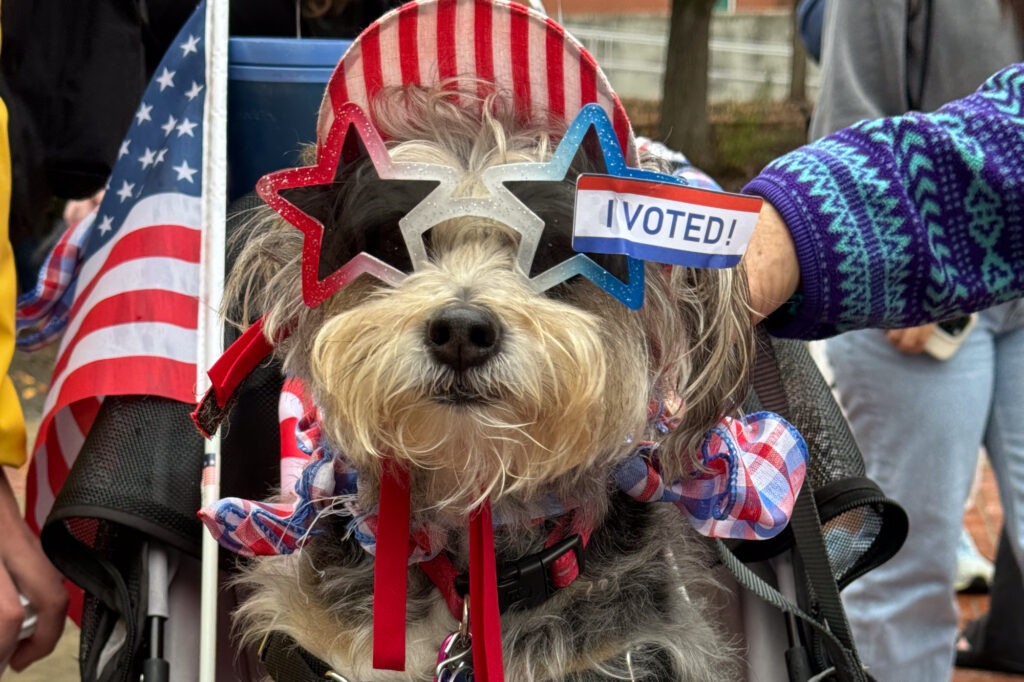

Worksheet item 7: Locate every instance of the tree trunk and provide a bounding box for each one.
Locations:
[659,0,716,168]
[789,0,808,102]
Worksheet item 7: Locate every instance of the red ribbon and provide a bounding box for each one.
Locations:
[547,511,592,589]
[192,315,283,437]
[372,467,505,680]
[206,316,276,406]
[372,460,411,670]
[469,499,505,682]
[419,552,464,619]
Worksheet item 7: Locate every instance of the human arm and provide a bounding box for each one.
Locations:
[884,324,938,354]
[62,190,104,229]
[744,202,799,324]
[743,64,1024,338]
[744,207,941,352]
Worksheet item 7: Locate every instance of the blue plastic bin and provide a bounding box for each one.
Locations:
[228,37,352,201]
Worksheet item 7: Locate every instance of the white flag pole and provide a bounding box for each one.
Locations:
[198,0,229,679]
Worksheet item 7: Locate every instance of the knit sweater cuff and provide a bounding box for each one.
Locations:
[742,175,829,339]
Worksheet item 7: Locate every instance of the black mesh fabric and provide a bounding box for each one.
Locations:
[220,360,286,503]
[823,505,882,584]
[738,331,908,588]
[44,397,204,555]
[42,396,201,681]
[761,337,865,486]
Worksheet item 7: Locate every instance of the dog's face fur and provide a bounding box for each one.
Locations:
[227,84,751,681]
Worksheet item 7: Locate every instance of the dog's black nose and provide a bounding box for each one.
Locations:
[426,305,502,371]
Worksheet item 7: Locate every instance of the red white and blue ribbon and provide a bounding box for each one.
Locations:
[613,412,808,540]
[199,385,808,555]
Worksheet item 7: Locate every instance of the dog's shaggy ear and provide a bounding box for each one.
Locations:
[223,207,303,331]
[649,263,753,481]
[222,192,338,381]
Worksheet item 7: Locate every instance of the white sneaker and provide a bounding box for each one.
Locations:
[955,529,994,593]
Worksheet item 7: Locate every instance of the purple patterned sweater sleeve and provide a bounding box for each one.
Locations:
[743,64,1024,339]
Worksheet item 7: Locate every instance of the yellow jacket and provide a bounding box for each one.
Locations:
[0,88,27,467]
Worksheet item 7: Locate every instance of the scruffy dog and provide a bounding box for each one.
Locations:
[221,83,752,681]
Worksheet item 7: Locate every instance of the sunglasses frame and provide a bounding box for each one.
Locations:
[256,102,689,310]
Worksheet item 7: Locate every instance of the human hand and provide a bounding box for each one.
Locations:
[744,201,800,323]
[0,471,67,671]
[62,190,105,228]
[885,323,938,354]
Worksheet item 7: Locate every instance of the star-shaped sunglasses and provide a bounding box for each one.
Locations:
[256,102,745,310]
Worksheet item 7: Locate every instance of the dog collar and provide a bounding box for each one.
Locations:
[452,531,586,613]
[256,535,589,682]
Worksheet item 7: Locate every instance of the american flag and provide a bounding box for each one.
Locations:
[16,2,208,535]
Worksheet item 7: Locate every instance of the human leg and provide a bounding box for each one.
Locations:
[954,303,1024,673]
[825,326,994,682]
[982,302,1024,574]
[955,525,1024,674]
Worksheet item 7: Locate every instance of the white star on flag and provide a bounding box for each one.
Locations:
[161,115,179,136]
[118,140,131,159]
[155,148,168,165]
[156,67,176,91]
[138,148,157,169]
[116,180,135,202]
[135,103,153,125]
[97,216,114,235]
[173,160,197,183]
[180,34,200,56]
[185,82,204,100]
[176,118,198,137]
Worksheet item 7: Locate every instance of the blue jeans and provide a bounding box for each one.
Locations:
[825,300,1024,682]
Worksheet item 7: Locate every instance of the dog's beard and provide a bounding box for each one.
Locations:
[307,241,649,513]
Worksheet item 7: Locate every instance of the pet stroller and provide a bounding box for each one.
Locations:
[29,6,906,682]
[40,293,908,682]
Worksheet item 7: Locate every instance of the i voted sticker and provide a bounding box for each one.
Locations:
[572,174,763,269]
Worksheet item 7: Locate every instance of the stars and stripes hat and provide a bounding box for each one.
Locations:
[316,0,637,160]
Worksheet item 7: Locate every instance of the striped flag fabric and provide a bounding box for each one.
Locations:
[15,2,208,535]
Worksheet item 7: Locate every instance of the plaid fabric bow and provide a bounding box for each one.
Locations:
[15,212,96,350]
[201,403,449,559]
[199,382,809,556]
[614,411,808,540]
